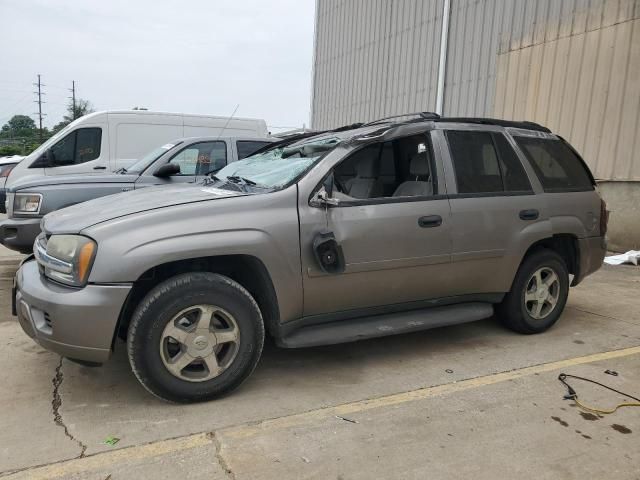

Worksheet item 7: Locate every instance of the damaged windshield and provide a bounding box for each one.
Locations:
[213,136,340,190]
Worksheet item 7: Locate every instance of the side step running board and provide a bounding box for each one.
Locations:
[278,302,494,348]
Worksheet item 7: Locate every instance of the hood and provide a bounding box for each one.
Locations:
[8,172,139,192]
[42,183,246,234]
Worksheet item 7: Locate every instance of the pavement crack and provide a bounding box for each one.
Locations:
[209,432,236,480]
[52,356,87,458]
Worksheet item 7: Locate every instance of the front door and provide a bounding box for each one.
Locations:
[299,132,453,317]
[135,140,229,188]
[44,125,109,175]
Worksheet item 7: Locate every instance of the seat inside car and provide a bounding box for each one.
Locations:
[392,152,433,197]
[345,155,384,199]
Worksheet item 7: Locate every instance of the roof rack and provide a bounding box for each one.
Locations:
[359,112,550,133]
[434,117,550,133]
[361,112,440,127]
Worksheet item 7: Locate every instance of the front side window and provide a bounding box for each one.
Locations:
[446,130,531,194]
[514,137,594,192]
[49,128,102,166]
[169,141,227,175]
[329,133,436,201]
[236,140,272,159]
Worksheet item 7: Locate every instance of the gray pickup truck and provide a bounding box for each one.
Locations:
[0,136,272,253]
[14,114,607,403]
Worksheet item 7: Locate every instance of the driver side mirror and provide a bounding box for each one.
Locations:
[154,163,181,177]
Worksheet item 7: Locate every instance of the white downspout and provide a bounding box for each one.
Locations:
[435,0,451,116]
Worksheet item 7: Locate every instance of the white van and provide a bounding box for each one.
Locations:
[6,110,268,187]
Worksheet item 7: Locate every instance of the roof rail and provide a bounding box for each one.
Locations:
[361,111,440,127]
[435,117,550,133]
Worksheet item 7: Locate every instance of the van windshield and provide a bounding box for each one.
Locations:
[214,137,340,190]
[127,142,182,174]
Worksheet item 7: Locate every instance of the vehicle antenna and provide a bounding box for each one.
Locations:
[216,104,240,140]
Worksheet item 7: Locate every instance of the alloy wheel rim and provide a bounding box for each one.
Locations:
[524,267,561,320]
[160,304,240,382]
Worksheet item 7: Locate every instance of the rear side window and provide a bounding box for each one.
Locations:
[236,140,272,159]
[514,137,594,192]
[447,130,531,194]
[493,134,532,192]
[48,127,102,166]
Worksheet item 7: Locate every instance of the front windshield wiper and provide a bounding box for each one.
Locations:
[226,175,256,186]
[115,167,128,174]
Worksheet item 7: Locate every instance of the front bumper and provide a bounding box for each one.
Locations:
[0,217,42,253]
[15,259,131,363]
[572,235,607,286]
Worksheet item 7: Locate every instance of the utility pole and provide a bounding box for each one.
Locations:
[69,80,76,120]
[33,74,46,142]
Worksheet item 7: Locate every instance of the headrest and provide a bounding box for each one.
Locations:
[410,153,430,177]
[355,156,379,178]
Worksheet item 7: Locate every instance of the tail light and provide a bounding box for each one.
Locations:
[600,198,609,237]
[0,164,16,178]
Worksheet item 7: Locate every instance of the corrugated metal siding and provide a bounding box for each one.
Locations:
[311,0,444,129]
[311,0,640,180]
[493,0,640,181]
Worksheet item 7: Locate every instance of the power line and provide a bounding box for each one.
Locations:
[70,80,76,120]
[33,74,46,142]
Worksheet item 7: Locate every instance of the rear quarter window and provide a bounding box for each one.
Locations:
[514,137,594,192]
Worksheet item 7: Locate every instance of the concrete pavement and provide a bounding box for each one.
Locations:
[0,243,638,479]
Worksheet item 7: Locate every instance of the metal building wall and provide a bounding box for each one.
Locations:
[312,0,640,182]
[311,0,445,129]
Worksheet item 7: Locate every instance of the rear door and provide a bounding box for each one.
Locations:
[438,128,547,296]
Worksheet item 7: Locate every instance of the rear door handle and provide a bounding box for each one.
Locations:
[418,215,442,228]
[93,166,107,170]
[519,209,539,221]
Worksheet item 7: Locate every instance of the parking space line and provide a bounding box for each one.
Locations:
[5,345,640,479]
[1,434,212,480]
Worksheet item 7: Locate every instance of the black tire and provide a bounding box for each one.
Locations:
[497,249,569,334]
[127,272,264,403]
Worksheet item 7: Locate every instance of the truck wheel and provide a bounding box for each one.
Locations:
[497,249,569,334]
[127,272,264,403]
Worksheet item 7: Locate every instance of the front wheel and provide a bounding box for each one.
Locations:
[497,249,569,334]
[127,272,264,403]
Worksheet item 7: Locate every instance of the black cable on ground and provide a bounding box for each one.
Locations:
[558,373,640,414]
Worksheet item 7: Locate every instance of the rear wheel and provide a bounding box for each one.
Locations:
[497,249,569,334]
[127,272,264,403]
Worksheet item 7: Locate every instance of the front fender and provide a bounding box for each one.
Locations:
[84,187,303,321]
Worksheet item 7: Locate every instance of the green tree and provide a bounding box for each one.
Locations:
[52,98,95,133]
[0,115,37,139]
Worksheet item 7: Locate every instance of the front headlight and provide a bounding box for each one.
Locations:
[14,193,42,215]
[34,234,97,287]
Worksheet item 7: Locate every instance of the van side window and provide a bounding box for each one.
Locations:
[330,133,435,201]
[514,137,594,192]
[237,140,272,159]
[446,130,531,194]
[49,128,102,166]
[169,141,227,175]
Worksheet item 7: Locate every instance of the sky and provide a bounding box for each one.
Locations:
[0,0,316,133]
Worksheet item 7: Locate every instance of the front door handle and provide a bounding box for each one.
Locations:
[418,215,442,228]
[93,166,107,170]
[519,209,539,221]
